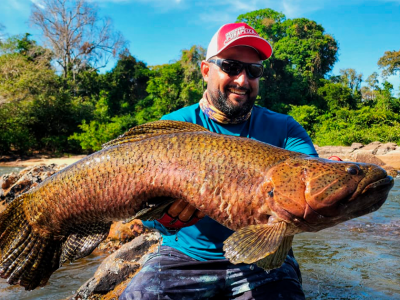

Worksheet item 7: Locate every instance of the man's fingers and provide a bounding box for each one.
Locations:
[168,199,188,217]
[162,199,205,227]
[195,210,206,219]
[179,205,197,222]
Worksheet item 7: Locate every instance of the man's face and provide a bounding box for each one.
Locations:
[202,46,262,118]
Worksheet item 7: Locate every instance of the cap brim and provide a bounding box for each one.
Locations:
[217,35,273,60]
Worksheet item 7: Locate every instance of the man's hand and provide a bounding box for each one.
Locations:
[157,199,205,229]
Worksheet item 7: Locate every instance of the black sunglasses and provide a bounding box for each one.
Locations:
[208,58,264,79]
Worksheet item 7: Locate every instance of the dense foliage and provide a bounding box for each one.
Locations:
[0,8,399,155]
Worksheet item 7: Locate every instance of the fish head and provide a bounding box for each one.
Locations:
[263,157,394,232]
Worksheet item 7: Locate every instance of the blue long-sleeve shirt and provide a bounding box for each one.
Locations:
[143,104,317,261]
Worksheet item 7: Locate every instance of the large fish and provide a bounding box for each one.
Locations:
[0,121,394,290]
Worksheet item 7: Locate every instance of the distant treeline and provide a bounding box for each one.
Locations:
[0,8,399,155]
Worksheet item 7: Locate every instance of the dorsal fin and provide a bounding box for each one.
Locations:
[102,120,209,149]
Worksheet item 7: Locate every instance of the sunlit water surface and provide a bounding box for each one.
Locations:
[0,165,398,299]
[295,178,400,299]
[0,166,25,176]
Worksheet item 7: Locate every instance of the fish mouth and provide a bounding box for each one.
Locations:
[295,176,394,232]
[347,175,394,217]
[348,174,394,202]
[362,175,394,191]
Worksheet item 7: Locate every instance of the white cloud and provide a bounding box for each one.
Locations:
[30,0,45,9]
[191,0,324,22]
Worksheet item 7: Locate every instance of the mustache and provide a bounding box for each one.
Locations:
[226,85,251,93]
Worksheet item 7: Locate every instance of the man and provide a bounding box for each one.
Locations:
[120,22,318,300]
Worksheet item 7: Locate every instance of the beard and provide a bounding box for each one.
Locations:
[209,87,256,119]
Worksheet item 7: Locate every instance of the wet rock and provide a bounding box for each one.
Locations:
[314,145,355,158]
[375,142,398,156]
[361,141,382,153]
[350,143,363,150]
[96,219,148,254]
[315,142,400,173]
[0,164,68,207]
[1,173,19,190]
[376,148,400,170]
[70,231,161,300]
[350,152,386,166]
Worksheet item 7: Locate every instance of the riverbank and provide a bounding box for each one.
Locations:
[0,154,87,168]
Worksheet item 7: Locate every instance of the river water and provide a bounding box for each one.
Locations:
[0,166,399,299]
[0,166,25,176]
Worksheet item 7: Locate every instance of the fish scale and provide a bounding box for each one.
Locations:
[24,130,283,234]
[0,120,394,290]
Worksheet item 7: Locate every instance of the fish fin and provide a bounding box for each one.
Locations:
[0,197,62,290]
[255,235,294,270]
[131,197,176,221]
[223,222,287,264]
[103,120,209,149]
[60,222,111,264]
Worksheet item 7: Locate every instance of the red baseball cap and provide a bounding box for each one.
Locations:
[206,22,273,61]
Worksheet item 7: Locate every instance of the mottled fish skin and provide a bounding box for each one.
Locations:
[23,130,303,236]
[23,128,392,236]
[0,120,394,290]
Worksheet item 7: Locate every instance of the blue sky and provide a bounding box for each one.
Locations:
[1,0,399,94]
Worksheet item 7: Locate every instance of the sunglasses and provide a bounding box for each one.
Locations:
[208,59,264,79]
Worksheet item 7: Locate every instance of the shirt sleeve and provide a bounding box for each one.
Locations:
[142,220,177,236]
[160,111,188,122]
[284,116,318,157]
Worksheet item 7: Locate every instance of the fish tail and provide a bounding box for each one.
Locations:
[0,197,62,290]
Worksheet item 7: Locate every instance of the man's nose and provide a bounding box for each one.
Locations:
[234,68,249,86]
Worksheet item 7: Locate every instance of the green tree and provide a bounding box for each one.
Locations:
[361,72,380,101]
[288,104,320,135]
[143,62,184,120]
[104,50,149,116]
[134,46,205,124]
[339,68,362,100]
[68,92,136,151]
[237,9,338,112]
[313,106,400,146]
[375,81,400,113]
[178,45,206,106]
[0,101,34,153]
[235,9,286,45]
[378,50,400,78]
[317,79,357,110]
[0,34,57,103]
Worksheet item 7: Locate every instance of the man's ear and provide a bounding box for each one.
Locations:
[201,61,210,83]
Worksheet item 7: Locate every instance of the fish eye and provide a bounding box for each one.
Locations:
[346,165,360,175]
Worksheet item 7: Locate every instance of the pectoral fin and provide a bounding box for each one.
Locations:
[255,235,294,270]
[125,197,175,223]
[60,222,111,264]
[223,221,287,265]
